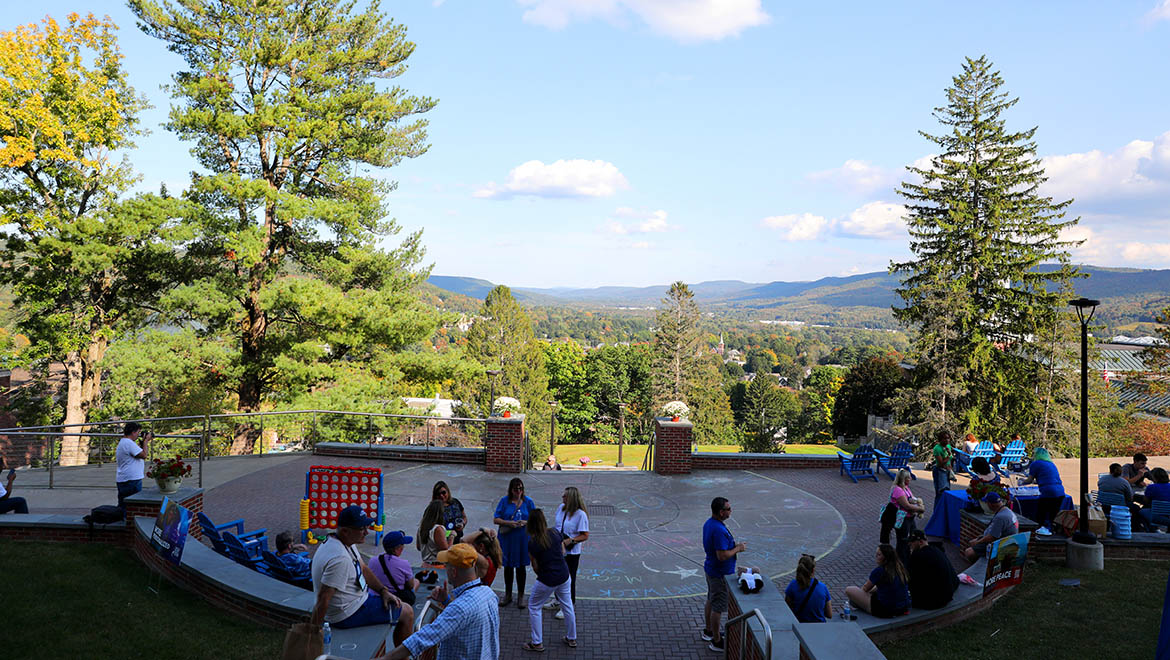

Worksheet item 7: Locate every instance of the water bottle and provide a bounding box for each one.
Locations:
[322,622,332,656]
[842,601,851,620]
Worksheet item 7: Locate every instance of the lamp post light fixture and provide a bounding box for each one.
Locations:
[548,400,558,456]
[616,402,627,468]
[1069,297,1100,545]
[486,370,502,417]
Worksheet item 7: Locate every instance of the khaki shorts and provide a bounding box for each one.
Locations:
[706,573,729,613]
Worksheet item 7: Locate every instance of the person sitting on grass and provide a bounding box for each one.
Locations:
[906,530,958,610]
[275,531,311,579]
[784,554,832,623]
[844,544,910,618]
[962,492,1017,562]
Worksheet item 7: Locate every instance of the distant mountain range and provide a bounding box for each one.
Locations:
[428,266,1170,311]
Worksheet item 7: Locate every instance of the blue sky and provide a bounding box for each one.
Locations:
[5,1,1170,287]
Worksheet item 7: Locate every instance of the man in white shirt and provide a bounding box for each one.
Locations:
[311,505,413,645]
[115,422,151,509]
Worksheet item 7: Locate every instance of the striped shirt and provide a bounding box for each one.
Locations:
[402,579,499,660]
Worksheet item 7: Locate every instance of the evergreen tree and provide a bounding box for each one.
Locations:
[687,354,738,446]
[832,355,902,438]
[891,56,1081,441]
[586,343,653,444]
[653,282,702,402]
[544,341,595,444]
[457,286,551,459]
[742,374,799,453]
[131,0,442,421]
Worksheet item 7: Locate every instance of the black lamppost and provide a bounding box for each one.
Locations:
[1070,297,1100,544]
[486,370,502,417]
[548,400,558,456]
[616,402,627,467]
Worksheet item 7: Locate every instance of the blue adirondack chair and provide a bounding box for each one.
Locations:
[197,512,267,557]
[260,550,312,590]
[838,445,879,483]
[222,531,268,569]
[1095,490,1126,508]
[998,440,1027,474]
[971,441,999,465]
[1148,500,1170,530]
[952,449,974,477]
[875,441,917,481]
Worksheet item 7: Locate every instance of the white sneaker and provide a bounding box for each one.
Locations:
[555,609,565,620]
[1035,526,1052,536]
[543,600,558,610]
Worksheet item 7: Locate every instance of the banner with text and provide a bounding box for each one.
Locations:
[150,497,191,567]
[983,531,1030,597]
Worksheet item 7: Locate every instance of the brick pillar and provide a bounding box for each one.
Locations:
[654,417,693,475]
[485,415,525,473]
[124,484,205,539]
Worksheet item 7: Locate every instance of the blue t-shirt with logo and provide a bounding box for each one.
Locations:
[702,517,736,576]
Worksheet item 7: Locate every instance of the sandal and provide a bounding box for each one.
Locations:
[564,637,577,648]
[523,643,545,653]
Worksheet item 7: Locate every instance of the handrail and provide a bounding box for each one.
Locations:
[0,409,489,434]
[0,431,200,438]
[725,607,772,660]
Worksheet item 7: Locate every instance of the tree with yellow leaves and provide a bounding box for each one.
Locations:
[0,15,187,464]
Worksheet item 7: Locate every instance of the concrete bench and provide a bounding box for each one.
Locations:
[794,622,885,660]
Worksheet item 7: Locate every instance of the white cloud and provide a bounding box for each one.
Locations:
[516,0,769,42]
[607,207,676,233]
[1120,241,1170,263]
[631,241,651,249]
[1041,132,1170,210]
[839,201,907,239]
[807,159,898,195]
[1144,0,1170,24]
[760,213,831,241]
[474,159,630,199]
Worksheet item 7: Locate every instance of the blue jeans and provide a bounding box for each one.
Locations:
[0,497,28,514]
[117,479,142,508]
[333,593,401,629]
[932,467,950,500]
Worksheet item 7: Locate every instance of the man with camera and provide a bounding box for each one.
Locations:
[115,421,151,509]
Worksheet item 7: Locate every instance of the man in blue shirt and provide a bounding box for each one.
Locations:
[702,497,745,653]
[384,543,500,660]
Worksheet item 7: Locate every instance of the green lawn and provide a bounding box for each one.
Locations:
[550,443,839,466]
[3,540,284,660]
[882,559,1167,660]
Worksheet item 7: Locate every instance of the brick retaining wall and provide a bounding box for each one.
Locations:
[314,442,485,465]
[692,453,839,470]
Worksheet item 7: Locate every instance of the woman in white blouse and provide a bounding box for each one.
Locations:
[552,486,590,620]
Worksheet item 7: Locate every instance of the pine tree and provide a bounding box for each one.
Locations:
[131,0,439,418]
[742,373,799,452]
[653,281,702,402]
[891,56,1082,441]
[457,286,551,459]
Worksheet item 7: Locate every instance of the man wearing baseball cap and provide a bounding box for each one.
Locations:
[962,492,1018,562]
[311,505,414,646]
[382,543,500,660]
[905,529,959,609]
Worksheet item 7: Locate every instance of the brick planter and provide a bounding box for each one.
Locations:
[654,417,693,475]
[485,415,525,473]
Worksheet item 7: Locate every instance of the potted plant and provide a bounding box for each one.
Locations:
[965,479,1012,514]
[147,456,193,494]
[492,396,522,418]
[662,401,690,422]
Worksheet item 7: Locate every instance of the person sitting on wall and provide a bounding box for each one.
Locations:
[275,531,312,579]
[844,544,910,619]
[0,454,29,515]
[906,530,959,609]
[784,554,832,623]
[1140,468,1170,530]
[541,455,563,471]
[969,456,1000,487]
[962,492,1018,562]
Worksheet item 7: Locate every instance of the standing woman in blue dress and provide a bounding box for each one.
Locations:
[1020,447,1064,536]
[494,477,535,607]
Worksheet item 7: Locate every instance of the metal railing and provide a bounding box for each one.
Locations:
[725,607,772,660]
[0,409,488,489]
[640,432,655,471]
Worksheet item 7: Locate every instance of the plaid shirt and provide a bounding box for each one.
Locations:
[402,579,499,660]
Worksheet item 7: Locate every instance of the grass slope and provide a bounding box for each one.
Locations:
[3,540,283,660]
[881,559,1167,660]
